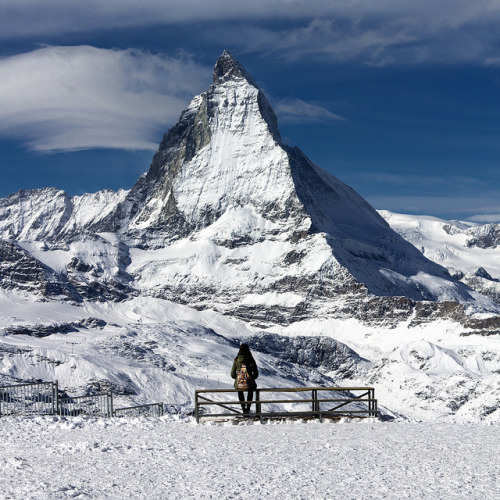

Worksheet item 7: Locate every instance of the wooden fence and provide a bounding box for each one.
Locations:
[195,387,379,423]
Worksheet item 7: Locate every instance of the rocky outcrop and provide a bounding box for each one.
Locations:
[2,318,107,338]
[0,240,80,301]
[245,333,367,379]
[465,224,500,249]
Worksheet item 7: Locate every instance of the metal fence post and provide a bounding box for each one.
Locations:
[108,392,114,418]
[52,381,58,416]
[195,391,199,423]
[312,389,317,413]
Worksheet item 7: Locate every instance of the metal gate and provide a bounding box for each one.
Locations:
[0,381,58,417]
[58,392,113,417]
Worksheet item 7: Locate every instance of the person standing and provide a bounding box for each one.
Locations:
[231,344,259,414]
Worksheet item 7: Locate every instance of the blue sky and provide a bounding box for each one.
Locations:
[1,1,500,222]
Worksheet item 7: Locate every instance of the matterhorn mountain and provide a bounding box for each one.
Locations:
[1,51,497,325]
[0,52,499,422]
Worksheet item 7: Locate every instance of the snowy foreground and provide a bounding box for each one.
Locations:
[1,416,498,499]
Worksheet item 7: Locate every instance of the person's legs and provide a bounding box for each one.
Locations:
[246,390,254,413]
[238,391,246,412]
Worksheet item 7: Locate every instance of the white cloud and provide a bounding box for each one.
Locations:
[0,46,209,152]
[367,194,500,221]
[275,97,345,123]
[3,1,500,66]
[467,214,500,223]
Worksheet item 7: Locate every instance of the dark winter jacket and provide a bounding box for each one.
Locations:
[231,354,259,390]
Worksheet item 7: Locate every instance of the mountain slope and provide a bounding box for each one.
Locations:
[380,211,500,307]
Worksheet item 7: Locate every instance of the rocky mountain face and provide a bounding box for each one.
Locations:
[0,51,498,333]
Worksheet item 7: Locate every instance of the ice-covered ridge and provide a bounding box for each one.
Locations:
[0,188,128,241]
[380,210,500,307]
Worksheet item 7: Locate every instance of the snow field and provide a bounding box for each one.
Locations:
[0,416,498,499]
[379,211,500,279]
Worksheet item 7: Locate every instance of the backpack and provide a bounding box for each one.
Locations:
[236,364,251,390]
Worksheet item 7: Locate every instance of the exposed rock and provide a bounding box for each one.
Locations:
[466,224,500,249]
[2,318,107,338]
[0,240,80,302]
[245,333,367,379]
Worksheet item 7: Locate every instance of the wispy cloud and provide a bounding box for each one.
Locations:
[356,173,484,189]
[0,46,209,152]
[3,1,498,66]
[275,97,345,124]
[249,11,500,67]
[467,214,500,223]
[367,194,500,221]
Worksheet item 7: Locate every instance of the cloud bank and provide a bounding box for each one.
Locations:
[3,1,500,66]
[0,46,209,152]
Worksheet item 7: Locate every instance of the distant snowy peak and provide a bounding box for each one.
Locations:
[378,211,500,275]
[379,210,500,307]
[0,188,127,241]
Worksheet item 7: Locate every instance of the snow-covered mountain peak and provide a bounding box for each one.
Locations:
[125,50,292,234]
[1,52,499,320]
[212,50,258,87]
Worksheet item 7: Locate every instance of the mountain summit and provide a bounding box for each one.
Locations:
[213,50,258,86]
[0,51,497,326]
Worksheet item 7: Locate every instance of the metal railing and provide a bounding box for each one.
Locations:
[0,381,58,417]
[58,392,114,417]
[0,381,165,419]
[114,403,164,418]
[194,387,379,423]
